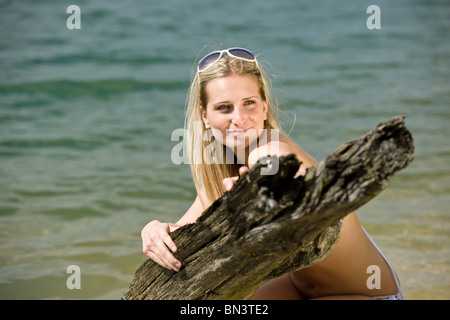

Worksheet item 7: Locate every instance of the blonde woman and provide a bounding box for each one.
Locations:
[141,48,404,300]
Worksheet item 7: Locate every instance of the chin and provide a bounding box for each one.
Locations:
[226,136,257,151]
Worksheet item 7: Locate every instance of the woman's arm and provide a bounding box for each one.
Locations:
[141,195,205,272]
[174,195,205,226]
[248,134,318,175]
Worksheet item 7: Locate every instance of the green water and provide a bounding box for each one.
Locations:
[0,0,449,299]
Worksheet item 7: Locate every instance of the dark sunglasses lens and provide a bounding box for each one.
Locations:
[198,52,221,71]
[228,48,255,60]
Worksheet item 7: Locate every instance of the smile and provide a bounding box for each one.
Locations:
[226,128,250,136]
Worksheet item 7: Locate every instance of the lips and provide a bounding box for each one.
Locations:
[227,128,249,136]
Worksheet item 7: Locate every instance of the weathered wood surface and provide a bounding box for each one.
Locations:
[122,116,414,300]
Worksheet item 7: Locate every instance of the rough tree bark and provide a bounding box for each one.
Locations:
[122,116,414,300]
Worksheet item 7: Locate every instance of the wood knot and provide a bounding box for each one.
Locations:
[257,185,280,212]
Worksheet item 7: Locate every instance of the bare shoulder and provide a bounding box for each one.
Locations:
[249,132,317,175]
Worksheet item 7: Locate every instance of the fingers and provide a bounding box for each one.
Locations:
[141,222,181,272]
[223,165,250,191]
[223,176,239,191]
[150,235,181,271]
[162,231,178,254]
[239,166,249,176]
[143,236,181,272]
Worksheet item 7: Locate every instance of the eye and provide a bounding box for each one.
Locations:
[216,104,232,111]
[244,100,256,107]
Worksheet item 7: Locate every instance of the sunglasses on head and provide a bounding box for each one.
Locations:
[197,47,258,73]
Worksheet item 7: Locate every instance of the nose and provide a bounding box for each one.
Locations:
[231,107,247,128]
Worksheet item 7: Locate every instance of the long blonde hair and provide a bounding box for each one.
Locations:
[185,49,280,207]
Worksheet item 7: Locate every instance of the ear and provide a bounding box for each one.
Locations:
[201,106,211,129]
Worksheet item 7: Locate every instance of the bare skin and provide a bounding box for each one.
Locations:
[141,73,401,299]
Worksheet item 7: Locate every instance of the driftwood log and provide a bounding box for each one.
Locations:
[122,116,414,300]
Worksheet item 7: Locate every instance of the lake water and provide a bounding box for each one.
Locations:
[0,0,449,299]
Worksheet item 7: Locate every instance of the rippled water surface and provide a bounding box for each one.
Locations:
[0,0,449,299]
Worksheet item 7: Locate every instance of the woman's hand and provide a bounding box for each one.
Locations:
[223,166,249,191]
[141,220,181,272]
[141,167,249,271]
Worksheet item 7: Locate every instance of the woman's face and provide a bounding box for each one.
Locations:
[201,73,268,152]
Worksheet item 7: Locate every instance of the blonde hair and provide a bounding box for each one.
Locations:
[185,50,280,207]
